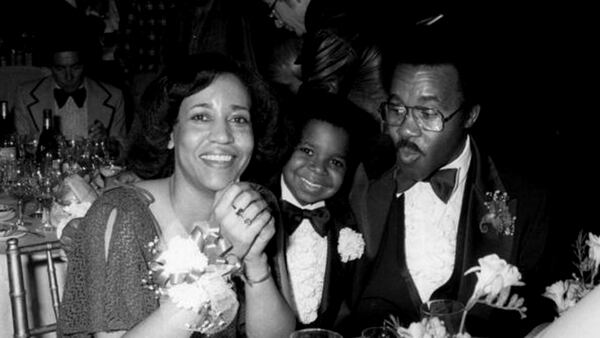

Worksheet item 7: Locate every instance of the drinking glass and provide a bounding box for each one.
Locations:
[420,299,465,335]
[289,328,343,338]
[6,161,38,229]
[34,169,61,231]
[361,326,400,338]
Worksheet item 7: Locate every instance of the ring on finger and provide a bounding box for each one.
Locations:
[243,217,253,226]
[235,207,245,217]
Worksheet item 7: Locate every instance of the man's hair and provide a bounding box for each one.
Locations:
[380,20,481,107]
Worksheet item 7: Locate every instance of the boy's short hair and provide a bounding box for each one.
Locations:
[282,89,372,170]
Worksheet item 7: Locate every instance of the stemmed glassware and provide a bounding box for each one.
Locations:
[6,159,38,229]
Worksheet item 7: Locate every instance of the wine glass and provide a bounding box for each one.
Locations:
[361,326,400,338]
[6,161,38,229]
[33,166,61,231]
[289,328,343,338]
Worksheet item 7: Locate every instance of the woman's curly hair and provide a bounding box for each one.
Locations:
[127,52,282,180]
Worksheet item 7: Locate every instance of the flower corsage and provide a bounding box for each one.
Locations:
[147,223,241,335]
[337,227,365,263]
[479,190,516,236]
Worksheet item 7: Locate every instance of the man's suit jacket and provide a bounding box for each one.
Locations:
[262,182,358,330]
[14,76,127,147]
[345,138,554,337]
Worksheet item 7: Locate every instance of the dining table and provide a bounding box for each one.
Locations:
[0,192,66,338]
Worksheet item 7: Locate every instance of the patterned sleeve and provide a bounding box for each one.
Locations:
[58,187,159,336]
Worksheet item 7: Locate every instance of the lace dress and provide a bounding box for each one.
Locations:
[58,185,239,337]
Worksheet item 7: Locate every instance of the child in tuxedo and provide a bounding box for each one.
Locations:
[269,90,372,330]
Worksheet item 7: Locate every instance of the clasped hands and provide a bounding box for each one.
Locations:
[212,182,274,272]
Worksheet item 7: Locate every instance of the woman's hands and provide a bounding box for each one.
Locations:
[212,182,275,263]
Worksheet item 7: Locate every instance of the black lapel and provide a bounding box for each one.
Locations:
[433,138,518,302]
[349,166,396,306]
[365,169,397,258]
[26,77,47,132]
[94,79,116,131]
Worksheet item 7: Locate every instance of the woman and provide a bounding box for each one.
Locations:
[58,53,295,337]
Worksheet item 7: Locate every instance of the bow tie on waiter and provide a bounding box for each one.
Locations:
[281,200,331,237]
[54,87,86,108]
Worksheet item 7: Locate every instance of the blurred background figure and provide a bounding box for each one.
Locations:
[13,36,127,152]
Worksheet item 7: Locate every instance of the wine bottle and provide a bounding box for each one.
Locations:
[36,109,59,166]
[0,100,16,160]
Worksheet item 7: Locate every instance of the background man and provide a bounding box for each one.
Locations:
[14,38,127,150]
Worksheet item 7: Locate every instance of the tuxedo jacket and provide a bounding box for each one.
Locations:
[262,181,358,330]
[14,76,127,147]
[343,138,554,337]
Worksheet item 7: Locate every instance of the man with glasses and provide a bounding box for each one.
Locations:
[338,21,555,337]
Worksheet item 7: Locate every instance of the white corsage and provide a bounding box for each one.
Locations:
[148,225,239,335]
[337,228,365,263]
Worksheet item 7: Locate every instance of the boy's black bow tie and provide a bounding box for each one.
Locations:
[281,200,331,237]
[425,168,457,203]
[54,87,86,108]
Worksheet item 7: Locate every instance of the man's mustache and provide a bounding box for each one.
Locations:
[396,139,423,156]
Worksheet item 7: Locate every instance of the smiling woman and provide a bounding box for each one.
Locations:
[58,53,295,338]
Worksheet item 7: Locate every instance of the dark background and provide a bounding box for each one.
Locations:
[2,0,597,259]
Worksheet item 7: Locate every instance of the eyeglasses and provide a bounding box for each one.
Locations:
[379,102,464,132]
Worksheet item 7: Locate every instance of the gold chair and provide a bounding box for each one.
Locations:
[5,238,63,338]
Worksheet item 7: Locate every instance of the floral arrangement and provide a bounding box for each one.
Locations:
[337,227,365,262]
[543,231,600,316]
[385,254,526,338]
[147,224,240,335]
[479,190,516,236]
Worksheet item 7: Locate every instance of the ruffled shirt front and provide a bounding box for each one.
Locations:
[281,177,328,324]
[403,138,472,302]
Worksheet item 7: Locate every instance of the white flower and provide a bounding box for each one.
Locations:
[337,228,365,262]
[151,233,238,335]
[158,236,208,275]
[586,233,600,271]
[464,254,524,299]
[543,280,579,315]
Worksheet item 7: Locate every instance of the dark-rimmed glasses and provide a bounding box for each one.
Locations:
[379,102,464,132]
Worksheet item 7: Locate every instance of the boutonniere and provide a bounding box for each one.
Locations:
[337,228,365,262]
[479,190,516,236]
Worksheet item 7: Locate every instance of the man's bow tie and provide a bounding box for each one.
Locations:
[425,168,458,203]
[54,87,86,108]
[281,200,331,237]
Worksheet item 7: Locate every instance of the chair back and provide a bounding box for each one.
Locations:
[5,238,63,338]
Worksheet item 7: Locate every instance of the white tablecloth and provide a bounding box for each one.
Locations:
[1,196,67,338]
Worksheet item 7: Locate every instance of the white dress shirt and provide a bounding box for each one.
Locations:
[402,137,472,302]
[281,176,328,324]
[55,81,89,141]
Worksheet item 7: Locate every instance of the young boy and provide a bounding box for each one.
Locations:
[268,90,370,330]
